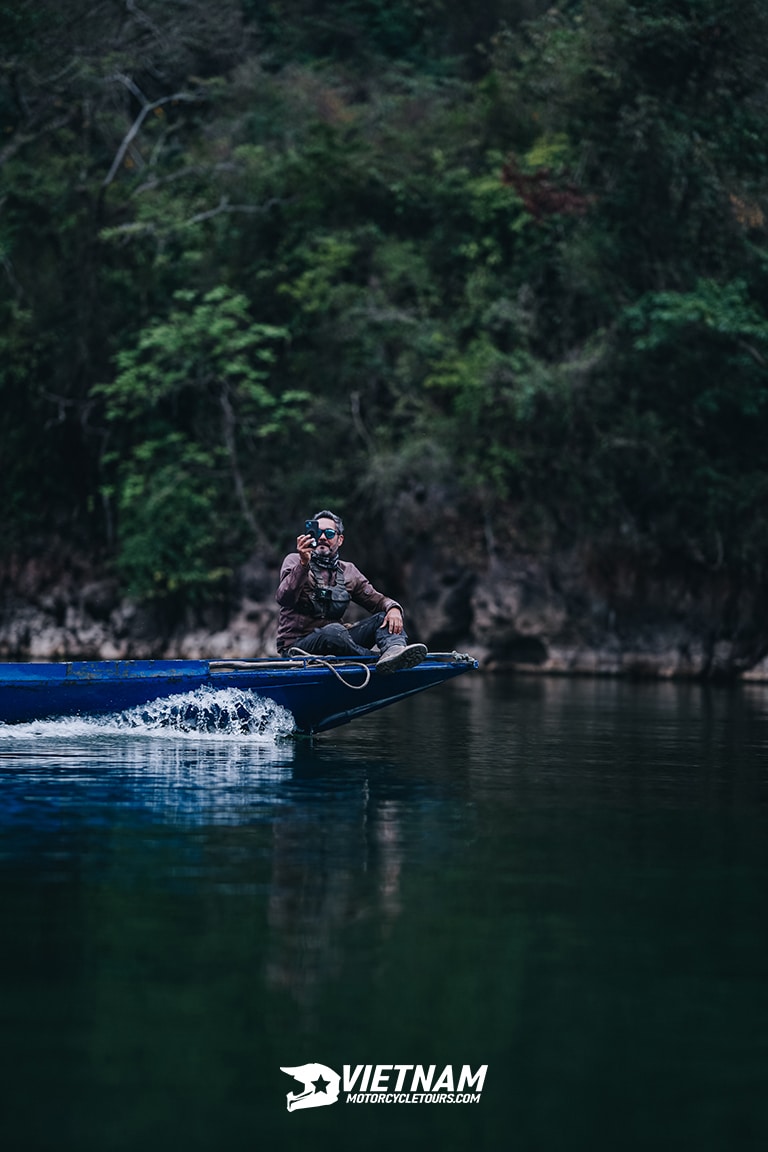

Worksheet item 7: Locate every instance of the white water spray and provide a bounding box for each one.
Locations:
[0,686,296,743]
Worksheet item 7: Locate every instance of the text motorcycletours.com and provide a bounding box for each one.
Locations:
[280,1063,488,1111]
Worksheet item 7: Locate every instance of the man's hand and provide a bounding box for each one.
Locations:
[297,533,315,566]
[384,606,404,634]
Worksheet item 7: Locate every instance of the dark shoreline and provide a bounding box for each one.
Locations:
[2,544,767,681]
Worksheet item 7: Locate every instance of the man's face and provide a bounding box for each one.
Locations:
[315,516,343,556]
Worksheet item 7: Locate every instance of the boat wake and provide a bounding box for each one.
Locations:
[0,686,296,743]
[0,688,299,824]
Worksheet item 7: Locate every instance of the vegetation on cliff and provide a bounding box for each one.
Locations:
[2,0,768,602]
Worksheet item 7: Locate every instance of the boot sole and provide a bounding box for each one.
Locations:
[375,643,428,675]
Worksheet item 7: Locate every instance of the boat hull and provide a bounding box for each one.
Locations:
[0,653,477,734]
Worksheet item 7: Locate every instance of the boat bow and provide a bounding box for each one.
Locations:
[0,651,478,734]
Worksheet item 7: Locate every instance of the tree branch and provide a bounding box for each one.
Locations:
[181,195,283,227]
[105,71,148,105]
[101,90,202,189]
[125,0,165,43]
[219,386,266,546]
[737,339,768,368]
[134,161,237,195]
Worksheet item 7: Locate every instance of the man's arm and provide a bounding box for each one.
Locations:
[276,532,316,607]
[344,563,403,630]
[276,552,310,607]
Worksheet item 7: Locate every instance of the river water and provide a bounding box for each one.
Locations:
[1,674,768,1151]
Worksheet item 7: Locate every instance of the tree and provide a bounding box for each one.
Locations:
[95,286,307,598]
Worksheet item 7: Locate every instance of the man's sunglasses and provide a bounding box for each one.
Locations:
[316,528,338,539]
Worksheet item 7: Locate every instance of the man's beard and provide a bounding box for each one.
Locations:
[310,549,340,571]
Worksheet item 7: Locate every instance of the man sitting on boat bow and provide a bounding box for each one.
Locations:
[276,509,427,673]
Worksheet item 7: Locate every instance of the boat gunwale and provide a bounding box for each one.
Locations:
[0,652,477,683]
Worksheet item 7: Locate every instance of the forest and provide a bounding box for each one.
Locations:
[2,0,768,621]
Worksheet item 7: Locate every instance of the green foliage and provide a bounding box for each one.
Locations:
[97,287,291,428]
[109,435,231,599]
[249,0,548,70]
[611,279,768,566]
[93,287,308,599]
[624,279,768,357]
[3,0,768,598]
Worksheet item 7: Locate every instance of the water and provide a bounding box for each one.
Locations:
[1,675,768,1151]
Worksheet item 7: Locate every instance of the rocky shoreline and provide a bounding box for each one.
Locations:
[2,546,768,681]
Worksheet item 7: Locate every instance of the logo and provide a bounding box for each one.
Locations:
[280,1063,341,1111]
[280,1064,487,1109]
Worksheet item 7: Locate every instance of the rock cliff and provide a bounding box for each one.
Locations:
[2,546,768,680]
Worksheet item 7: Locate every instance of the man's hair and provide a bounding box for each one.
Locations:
[313,509,344,534]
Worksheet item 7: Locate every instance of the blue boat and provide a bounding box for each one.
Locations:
[0,651,478,735]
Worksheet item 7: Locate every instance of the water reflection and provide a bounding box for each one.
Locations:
[0,708,416,1008]
[0,733,297,826]
[265,786,407,1004]
[2,676,768,1152]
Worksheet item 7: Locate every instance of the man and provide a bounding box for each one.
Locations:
[276,509,427,673]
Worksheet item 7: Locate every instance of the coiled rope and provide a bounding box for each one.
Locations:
[287,647,372,690]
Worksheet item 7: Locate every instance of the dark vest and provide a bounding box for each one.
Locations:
[305,563,351,621]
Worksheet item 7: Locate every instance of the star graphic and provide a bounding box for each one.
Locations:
[312,1074,331,1094]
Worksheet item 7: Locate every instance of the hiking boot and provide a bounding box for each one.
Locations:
[375,643,427,674]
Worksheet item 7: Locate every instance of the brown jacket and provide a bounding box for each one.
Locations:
[275,553,401,653]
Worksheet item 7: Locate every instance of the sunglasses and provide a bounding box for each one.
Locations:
[317,528,338,539]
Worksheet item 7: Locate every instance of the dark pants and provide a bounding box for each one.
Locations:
[287,611,408,657]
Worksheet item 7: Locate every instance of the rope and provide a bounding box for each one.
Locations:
[287,647,372,690]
